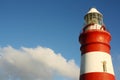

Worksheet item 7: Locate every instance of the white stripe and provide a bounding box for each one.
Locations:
[85,24,104,31]
[80,51,115,75]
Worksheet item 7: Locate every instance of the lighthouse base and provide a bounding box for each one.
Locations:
[80,72,115,80]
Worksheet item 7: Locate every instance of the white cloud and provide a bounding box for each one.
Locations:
[0,46,80,80]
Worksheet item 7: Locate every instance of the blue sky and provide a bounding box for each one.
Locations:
[0,0,119,80]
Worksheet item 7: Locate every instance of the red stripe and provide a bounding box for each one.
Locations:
[80,42,110,54]
[79,30,111,54]
[80,72,115,80]
[79,30,111,45]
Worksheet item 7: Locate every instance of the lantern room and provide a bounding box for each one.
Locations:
[83,8,106,32]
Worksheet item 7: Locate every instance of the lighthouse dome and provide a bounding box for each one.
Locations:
[87,8,102,15]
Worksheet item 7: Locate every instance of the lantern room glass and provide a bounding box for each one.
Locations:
[84,13,103,25]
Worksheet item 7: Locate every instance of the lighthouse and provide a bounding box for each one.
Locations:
[79,8,115,80]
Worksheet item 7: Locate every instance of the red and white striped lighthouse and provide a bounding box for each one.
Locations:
[79,8,116,80]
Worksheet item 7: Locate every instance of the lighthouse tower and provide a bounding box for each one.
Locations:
[79,8,115,80]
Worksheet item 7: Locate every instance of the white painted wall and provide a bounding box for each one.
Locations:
[80,51,114,75]
[85,24,104,31]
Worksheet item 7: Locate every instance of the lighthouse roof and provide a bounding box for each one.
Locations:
[87,8,102,15]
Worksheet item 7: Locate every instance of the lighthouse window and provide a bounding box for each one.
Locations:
[86,15,88,20]
[102,61,107,72]
[90,14,92,20]
[96,14,98,19]
[92,13,96,18]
